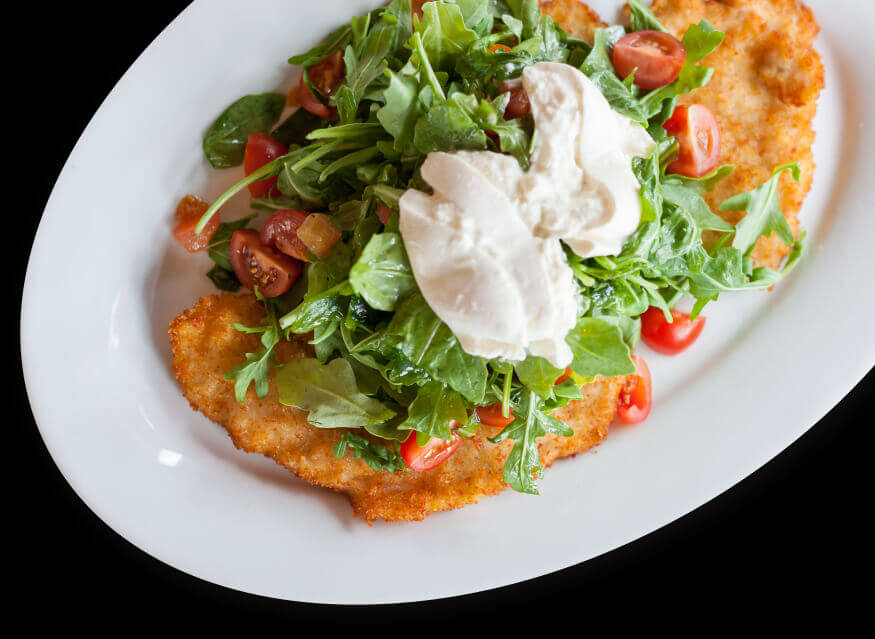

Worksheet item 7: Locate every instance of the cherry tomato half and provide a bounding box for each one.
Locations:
[243,133,288,198]
[476,403,515,429]
[662,104,721,177]
[497,78,530,120]
[401,430,462,472]
[229,230,302,297]
[173,194,218,252]
[260,209,310,261]
[612,30,686,90]
[641,307,706,355]
[298,51,344,119]
[309,50,345,96]
[616,355,652,424]
[299,81,335,119]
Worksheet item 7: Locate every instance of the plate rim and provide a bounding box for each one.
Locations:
[20,0,875,603]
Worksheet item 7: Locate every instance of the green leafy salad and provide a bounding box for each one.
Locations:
[188,0,804,494]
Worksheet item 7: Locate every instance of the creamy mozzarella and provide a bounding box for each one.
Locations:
[398,62,654,367]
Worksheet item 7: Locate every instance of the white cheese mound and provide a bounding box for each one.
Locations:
[399,62,655,367]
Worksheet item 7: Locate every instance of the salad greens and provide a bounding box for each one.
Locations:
[195,0,804,494]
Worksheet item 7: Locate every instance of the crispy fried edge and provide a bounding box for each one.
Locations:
[649,0,824,270]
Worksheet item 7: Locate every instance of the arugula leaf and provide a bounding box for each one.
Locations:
[335,15,398,123]
[455,92,533,168]
[206,264,241,292]
[413,94,488,153]
[224,296,282,403]
[722,162,799,256]
[377,66,427,156]
[385,293,488,403]
[627,0,667,32]
[271,108,328,147]
[491,390,573,494]
[334,431,407,472]
[566,317,636,378]
[664,164,735,195]
[640,21,724,117]
[277,357,396,428]
[206,214,256,271]
[581,27,648,123]
[414,0,479,71]
[289,24,353,66]
[504,0,541,39]
[514,356,563,399]
[662,183,734,232]
[384,0,414,54]
[202,94,285,168]
[453,0,495,36]
[349,232,417,311]
[400,381,468,443]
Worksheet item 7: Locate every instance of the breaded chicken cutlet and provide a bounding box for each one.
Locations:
[169,0,822,522]
[645,0,823,268]
[169,293,624,522]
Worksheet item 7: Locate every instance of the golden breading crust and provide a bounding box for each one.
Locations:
[648,0,824,269]
[169,294,624,522]
[540,0,606,42]
[167,1,823,522]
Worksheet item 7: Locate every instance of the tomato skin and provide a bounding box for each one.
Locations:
[489,43,512,53]
[554,367,573,386]
[612,30,686,90]
[243,133,288,198]
[411,0,427,20]
[662,104,721,177]
[476,403,515,428]
[299,81,335,119]
[260,209,310,261]
[229,230,302,297]
[641,307,706,355]
[298,51,344,119]
[401,431,462,472]
[497,78,530,120]
[309,50,345,96]
[173,194,218,252]
[376,202,392,225]
[616,356,652,424]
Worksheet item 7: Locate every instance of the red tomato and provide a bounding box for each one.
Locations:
[411,0,427,20]
[401,431,462,472]
[554,367,573,386]
[641,307,706,355]
[260,209,310,261]
[299,80,335,119]
[611,30,686,90]
[298,50,344,119]
[662,104,721,177]
[309,50,345,96]
[173,194,218,252]
[476,403,515,428]
[376,202,392,225]
[229,230,302,297]
[616,356,652,424]
[243,133,288,198]
[489,43,511,53]
[497,78,530,120]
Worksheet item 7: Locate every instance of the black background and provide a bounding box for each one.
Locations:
[11,1,871,621]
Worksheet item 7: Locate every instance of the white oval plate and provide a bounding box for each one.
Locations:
[21,0,874,603]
